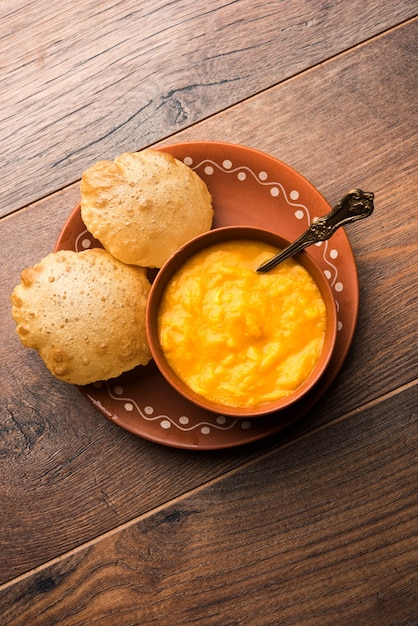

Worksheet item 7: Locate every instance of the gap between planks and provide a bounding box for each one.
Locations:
[0,377,416,593]
[1,14,416,220]
[153,15,418,151]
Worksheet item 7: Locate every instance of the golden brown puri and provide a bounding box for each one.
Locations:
[80,149,214,268]
[11,248,151,385]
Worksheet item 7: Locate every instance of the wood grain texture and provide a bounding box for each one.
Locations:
[159,17,418,410]
[0,196,283,583]
[1,384,416,625]
[1,0,416,216]
[1,20,417,585]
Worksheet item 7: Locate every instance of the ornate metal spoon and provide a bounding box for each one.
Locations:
[257,188,374,273]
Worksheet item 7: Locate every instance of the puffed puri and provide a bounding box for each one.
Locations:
[80,149,214,268]
[11,248,152,385]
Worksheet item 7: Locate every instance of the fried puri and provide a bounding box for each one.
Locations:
[80,149,214,268]
[11,248,151,385]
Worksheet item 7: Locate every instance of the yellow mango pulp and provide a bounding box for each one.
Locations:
[158,240,327,408]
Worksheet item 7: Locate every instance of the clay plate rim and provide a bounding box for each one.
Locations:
[54,141,359,449]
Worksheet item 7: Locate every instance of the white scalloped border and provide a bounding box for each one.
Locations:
[188,157,343,333]
[78,152,343,436]
[94,381,253,435]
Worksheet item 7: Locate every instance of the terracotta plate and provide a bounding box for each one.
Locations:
[55,141,358,450]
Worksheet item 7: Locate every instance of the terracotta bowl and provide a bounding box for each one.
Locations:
[146,226,338,418]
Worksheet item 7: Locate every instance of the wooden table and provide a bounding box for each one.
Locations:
[1,2,417,623]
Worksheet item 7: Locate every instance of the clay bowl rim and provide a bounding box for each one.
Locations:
[146,226,338,418]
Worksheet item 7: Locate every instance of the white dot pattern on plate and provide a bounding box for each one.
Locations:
[75,151,351,446]
[106,383,253,434]
[75,230,94,252]
[183,154,345,332]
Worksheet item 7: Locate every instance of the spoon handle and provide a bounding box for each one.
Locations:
[257,188,374,273]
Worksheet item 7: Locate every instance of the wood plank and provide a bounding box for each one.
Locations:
[0,193,282,582]
[1,383,416,625]
[1,1,416,216]
[1,21,416,584]
[158,17,418,416]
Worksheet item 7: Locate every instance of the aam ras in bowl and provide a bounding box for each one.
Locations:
[146,226,337,418]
